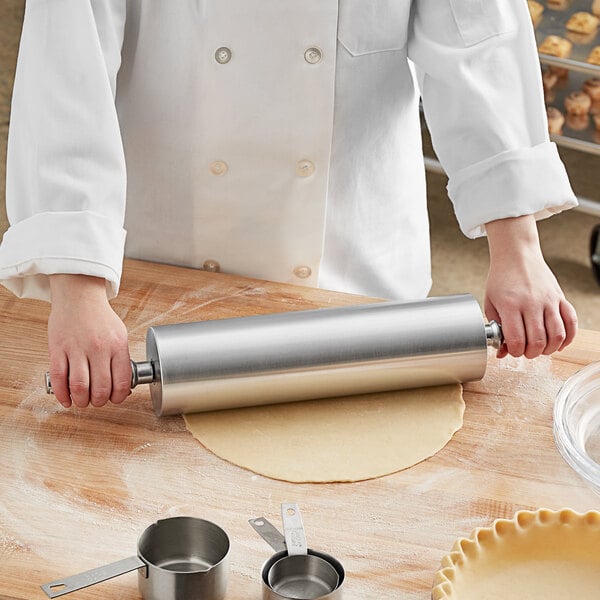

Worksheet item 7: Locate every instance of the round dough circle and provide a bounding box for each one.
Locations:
[183,384,464,483]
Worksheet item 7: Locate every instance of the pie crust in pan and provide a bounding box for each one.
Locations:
[432,508,600,599]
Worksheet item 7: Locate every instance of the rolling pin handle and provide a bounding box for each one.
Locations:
[130,360,155,388]
[44,360,156,394]
[485,320,503,350]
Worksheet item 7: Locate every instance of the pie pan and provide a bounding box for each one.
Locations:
[431,508,600,599]
[554,361,600,495]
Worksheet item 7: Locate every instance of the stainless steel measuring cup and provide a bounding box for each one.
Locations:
[41,517,230,600]
[249,504,344,600]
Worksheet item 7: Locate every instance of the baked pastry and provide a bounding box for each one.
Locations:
[542,67,559,92]
[528,0,544,25]
[539,35,572,58]
[546,107,565,134]
[587,46,600,65]
[593,0,600,18]
[583,78,600,101]
[591,100,600,115]
[546,0,571,9]
[548,64,569,82]
[564,90,592,115]
[566,30,597,45]
[566,12,599,34]
[566,113,589,131]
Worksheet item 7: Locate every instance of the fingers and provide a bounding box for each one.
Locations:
[559,299,578,351]
[110,351,132,405]
[523,312,547,359]
[49,353,71,408]
[54,350,131,408]
[68,354,92,408]
[542,306,567,356]
[489,300,577,360]
[89,348,113,408]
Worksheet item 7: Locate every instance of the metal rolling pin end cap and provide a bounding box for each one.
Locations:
[485,320,504,349]
[44,360,155,394]
[130,360,155,387]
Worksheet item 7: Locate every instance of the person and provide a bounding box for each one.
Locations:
[0,0,578,409]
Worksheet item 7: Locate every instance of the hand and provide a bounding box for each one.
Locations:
[48,274,131,408]
[484,215,577,359]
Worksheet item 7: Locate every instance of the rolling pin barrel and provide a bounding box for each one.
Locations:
[45,294,502,416]
[144,294,501,415]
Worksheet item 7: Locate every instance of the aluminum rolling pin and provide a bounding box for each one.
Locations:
[45,294,503,416]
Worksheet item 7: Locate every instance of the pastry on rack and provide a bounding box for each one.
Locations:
[566,113,590,131]
[567,30,598,45]
[546,0,571,9]
[593,0,600,18]
[565,90,592,115]
[583,78,600,101]
[565,11,599,34]
[542,67,559,102]
[528,0,544,25]
[539,35,572,58]
[542,67,559,89]
[587,46,600,65]
[546,106,565,134]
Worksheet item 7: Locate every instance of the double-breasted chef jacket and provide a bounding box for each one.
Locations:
[0,0,577,302]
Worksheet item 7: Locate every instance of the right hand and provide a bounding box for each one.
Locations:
[48,274,131,408]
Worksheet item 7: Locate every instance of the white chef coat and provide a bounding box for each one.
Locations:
[0,0,577,302]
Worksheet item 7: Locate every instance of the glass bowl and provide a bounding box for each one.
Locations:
[554,362,600,495]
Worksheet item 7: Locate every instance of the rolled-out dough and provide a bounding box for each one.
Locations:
[183,384,464,483]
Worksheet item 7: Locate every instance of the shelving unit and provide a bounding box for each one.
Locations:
[536,0,600,280]
[536,0,600,159]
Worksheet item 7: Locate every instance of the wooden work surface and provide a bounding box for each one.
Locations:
[1,259,599,600]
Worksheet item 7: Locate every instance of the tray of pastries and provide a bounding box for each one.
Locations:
[531,1,600,147]
[544,67,600,148]
[532,0,600,68]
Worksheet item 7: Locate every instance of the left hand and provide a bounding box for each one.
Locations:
[484,215,577,359]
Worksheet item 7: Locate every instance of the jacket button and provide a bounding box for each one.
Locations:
[215,47,232,64]
[203,260,221,273]
[210,160,228,176]
[296,160,315,177]
[293,266,312,279]
[304,47,322,64]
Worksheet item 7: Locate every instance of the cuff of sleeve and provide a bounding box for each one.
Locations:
[0,211,126,301]
[447,142,578,239]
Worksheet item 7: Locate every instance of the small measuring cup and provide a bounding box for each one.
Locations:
[41,516,230,600]
[249,504,344,600]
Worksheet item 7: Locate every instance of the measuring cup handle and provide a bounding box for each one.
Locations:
[248,518,287,553]
[41,555,147,598]
[281,502,308,556]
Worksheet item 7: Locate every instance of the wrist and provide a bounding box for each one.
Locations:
[49,274,109,305]
[485,215,543,264]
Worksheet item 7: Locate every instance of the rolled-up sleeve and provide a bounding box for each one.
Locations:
[408,0,577,239]
[0,0,127,300]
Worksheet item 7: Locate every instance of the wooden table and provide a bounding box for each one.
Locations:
[1,259,599,600]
